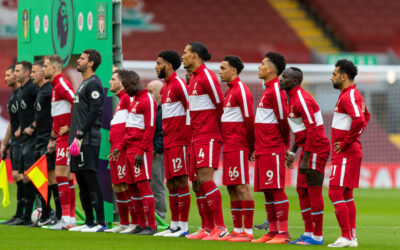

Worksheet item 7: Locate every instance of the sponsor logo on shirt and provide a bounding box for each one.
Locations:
[20,100,27,109]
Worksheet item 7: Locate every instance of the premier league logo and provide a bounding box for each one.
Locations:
[51,0,74,67]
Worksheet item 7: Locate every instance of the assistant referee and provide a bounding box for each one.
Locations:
[67,49,106,232]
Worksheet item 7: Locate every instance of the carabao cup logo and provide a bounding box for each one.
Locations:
[22,9,29,39]
[51,0,74,67]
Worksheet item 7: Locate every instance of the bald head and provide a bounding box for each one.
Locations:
[147,80,163,103]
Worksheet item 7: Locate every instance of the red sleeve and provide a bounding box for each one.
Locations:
[340,93,365,150]
[176,78,189,110]
[297,96,318,152]
[271,87,290,148]
[237,84,255,152]
[138,94,157,155]
[117,99,132,152]
[59,78,75,105]
[201,70,224,120]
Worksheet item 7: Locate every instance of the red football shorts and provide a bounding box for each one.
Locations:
[125,149,152,184]
[192,140,222,169]
[164,145,188,180]
[188,143,197,182]
[222,150,250,186]
[329,157,362,189]
[254,153,285,192]
[297,149,330,188]
[56,135,69,166]
[109,150,128,184]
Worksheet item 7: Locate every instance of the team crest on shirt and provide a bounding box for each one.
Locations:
[165,90,171,103]
[52,91,56,101]
[131,101,139,113]
[192,82,198,95]
[226,95,232,107]
[91,91,100,99]
[74,95,80,103]
[258,96,265,108]
[20,100,27,109]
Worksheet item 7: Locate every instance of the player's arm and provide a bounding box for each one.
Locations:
[238,86,255,152]
[285,143,299,169]
[47,129,57,153]
[272,89,290,148]
[177,77,189,110]
[0,123,11,159]
[59,80,75,133]
[202,72,224,120]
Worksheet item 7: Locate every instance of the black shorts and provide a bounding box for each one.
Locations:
[34,141,56,171]
[10,140,21,171]
[18,135,37,173]
[70,145,99,173]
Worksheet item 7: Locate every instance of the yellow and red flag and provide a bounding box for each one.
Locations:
[26,155,48,204]
[0,160,10,207]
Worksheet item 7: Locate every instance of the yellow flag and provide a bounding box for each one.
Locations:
[0,160,10,207]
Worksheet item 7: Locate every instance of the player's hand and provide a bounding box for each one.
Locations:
[334,142,342,153]
[134,154,144,168]
[109,148,120,161]
[23,127,34,136]
[59,125,69,136]
[299,158,309,174]
[248,151,255,161]
[47,139,56,154]
[69,138,82,157]
[15,127,21,138]
[285,150,294,169]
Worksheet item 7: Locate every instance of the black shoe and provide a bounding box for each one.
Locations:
[254,222,269,230]
[8,218,31,226]
[0,216,18,225]
[38,217,52,226]
[26,222,39,227]
[127,226,145,234]
[135,226,157,235]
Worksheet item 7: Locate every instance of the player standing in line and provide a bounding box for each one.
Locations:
[31,60,56,226]
[104,69,135,233]
[252,52,291,244]
[43,55,75,229]
[280,67,330,245]
[68,49,106,232]
[0,65,24,225]
[8,61,39,226]
[153,50,191,237]
[217,55,255,242]
[327,59,369,248]
[182,42,227,240]
[110,70,158,235]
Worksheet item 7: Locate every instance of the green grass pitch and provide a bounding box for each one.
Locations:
[1,185,399,249]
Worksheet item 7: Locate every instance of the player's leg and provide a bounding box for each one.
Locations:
[265,188,290,244]
[149,152,167,222]
[75,171,95,226]
[135,180,157,235]
[55,165,71,224]
[48,167,62,223]
[164,149,180,232]
[169,175,190,236]
[344,188,357,243]
[68,172,76,226]
[252,190,278,243]
[104,183,130,233]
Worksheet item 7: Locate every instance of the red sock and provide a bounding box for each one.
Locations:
[308,186,324,237]
[137,181,156,230]
[230,200,242,229]
[198,189,214,231]
[273,189,289,234]
[242,200,254,231]
[297,187,313,233]
[56,176,70,217]
[201,181,225,229]
[195,190,206,229]
[168,188,179,224]
[130,184,145,227]
[115,191,130,226]
[68,179,75,219]
[329,185,351,240]
[177,186,191,222]
[344,188,356,238]
[264,191,278,233]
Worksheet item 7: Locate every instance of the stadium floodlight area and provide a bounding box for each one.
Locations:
[125,60,400,188]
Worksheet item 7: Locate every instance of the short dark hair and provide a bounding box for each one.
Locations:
[189,41,211,61]
[33,60,44,67]
[223,55,244,74]
[7,64,15,72]
[83,49,102,72]
[113,69,127,81]
[265,52,286,76]
[289,67,303,84]
[335,59,358,80]
[158,50,182,71]
[120,70,140,86]
[16,60,32,73]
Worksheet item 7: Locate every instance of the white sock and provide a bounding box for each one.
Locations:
[62,216,70,224]
[170,221,179,230]
[352,228,357,239]
[304,232,313,237]
[244,228,253,235]
[234,227,243,233]
[179,221,188,232]
[312,235,323,241]
[70,217,76,225]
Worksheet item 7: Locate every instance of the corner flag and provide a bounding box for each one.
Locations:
[0,160,10,207]
[26,155,48,204]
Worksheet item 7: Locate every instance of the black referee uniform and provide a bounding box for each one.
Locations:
[17,79,40,224]
[69,74,105,227]
[33,81,56,222]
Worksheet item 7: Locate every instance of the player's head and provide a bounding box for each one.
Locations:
[31,60,45,84]
[109,69,126,94]
[331,59,358,89]
[279,67,303,91]
[147,80,163,103]
[78,49,102,73]
[14,60,32,84]
[5,64,16,87]
[112,64,118,73]
[182,41,211,70]
[258,52,286,80]
[156,50,181,79]
[44,55,63,80]
[120,70,142,97]
[219,55,244,83]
